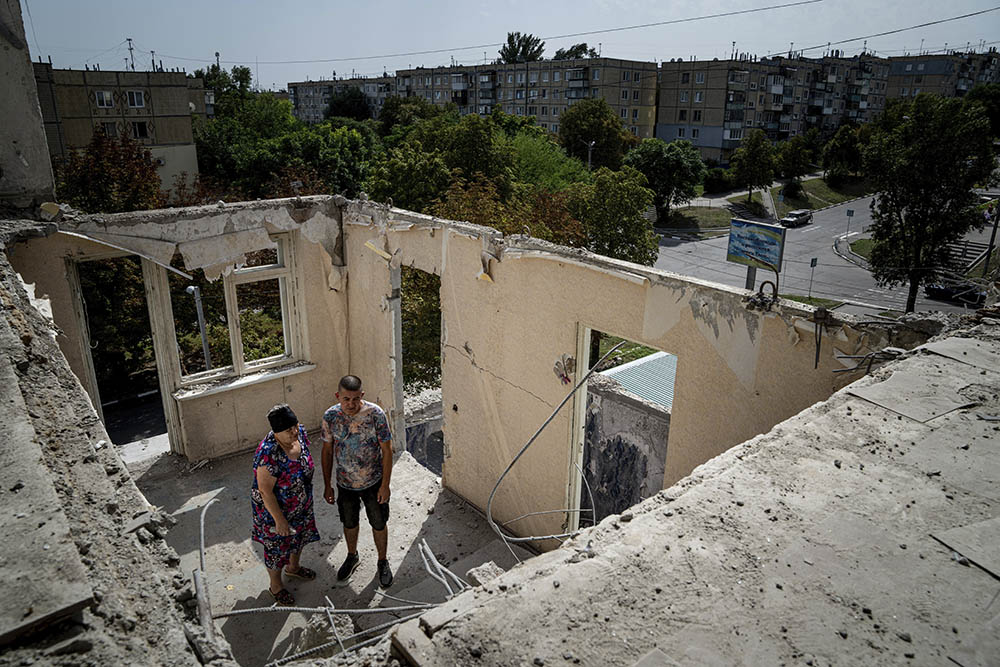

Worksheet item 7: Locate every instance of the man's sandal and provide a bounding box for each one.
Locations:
[270,588,295,606]
[285,565,317,581]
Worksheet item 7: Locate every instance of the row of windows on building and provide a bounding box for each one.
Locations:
[94,89,146,108]
[676,89,885,108]
[98,120,151,139]
[410,68,647,87]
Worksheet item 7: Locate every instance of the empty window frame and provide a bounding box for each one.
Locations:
[171,234,303,383]
[131,121,149,139]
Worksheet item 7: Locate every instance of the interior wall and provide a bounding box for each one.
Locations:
[348,204,884,543]
[10,199,351,461]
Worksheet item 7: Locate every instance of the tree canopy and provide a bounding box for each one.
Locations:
[567,166,658,266]
[777,135,811,182]
[553,43,598,60]
[498,32,545,63]
[730,129,775,202]
[965,83,1000,139]
[55,131,164,213]
[623,138,705,220]
[822,124,863,181]
[558,98,630,171]
[324,86,371,121]
[863,94,996,312]
[365,139,451,212]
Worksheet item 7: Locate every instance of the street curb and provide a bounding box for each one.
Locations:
[832,235,870,269]
[810,193,872,214]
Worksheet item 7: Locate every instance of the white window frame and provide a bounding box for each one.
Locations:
[680,91,688,102]
[553,71,561,82]
[177,233,305,386]
[127,90,145,108]
[695,72,705,84]
[592,68,600,81]
[95,90,114,108]
[691,128,699,138]
[694,91,703,103]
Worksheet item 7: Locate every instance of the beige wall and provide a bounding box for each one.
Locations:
[15,196,903,548]
[151,144,198,191]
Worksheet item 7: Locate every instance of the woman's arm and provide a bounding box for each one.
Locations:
[256,466,291,536]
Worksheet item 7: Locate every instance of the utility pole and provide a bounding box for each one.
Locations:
[215,51,220,70]
[127,37,135,70]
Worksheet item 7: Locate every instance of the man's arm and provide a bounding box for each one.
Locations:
[377,439,392,504]
[320,418,335,504]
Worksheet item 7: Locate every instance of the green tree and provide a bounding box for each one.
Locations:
[510,131,590,192]
[822,124,862,181]
[777,135,811,182]
[498,32,545,63]
[730,129,775,202]
[378,95,442,138]
[325,86,371,121]
[566,166,658,265]
[558,98,630,170]
[623,138,706,220]
[863,94,995,312]
[55,131,164,213]
[365,139,451,212]
[400,266,442,389]
[965,83,1000,139]
[553,43,598,60]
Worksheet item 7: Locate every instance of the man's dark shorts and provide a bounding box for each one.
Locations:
[337,484,390,530]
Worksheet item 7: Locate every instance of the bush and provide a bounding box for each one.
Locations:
[782,180,804,199]
[703,167,733,194]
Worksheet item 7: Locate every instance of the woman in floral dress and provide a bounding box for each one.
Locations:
[251,404,320,605]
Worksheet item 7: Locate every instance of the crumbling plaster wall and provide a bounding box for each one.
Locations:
[353,202,889,541]
[10,197,351,460]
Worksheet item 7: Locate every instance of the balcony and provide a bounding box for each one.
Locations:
[478,90,495,101]
[566,88,590,99]
[452,90,468,104]
[769,103,784,111]
[478,80,494,90]
[451,81,469,91]
[568,78,588,88]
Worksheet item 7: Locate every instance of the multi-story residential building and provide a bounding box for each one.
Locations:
[287,76,394,123]
[887,50,1000,99]
[395,58,659,137]
[33,63,205,188]
[657,52,889,163]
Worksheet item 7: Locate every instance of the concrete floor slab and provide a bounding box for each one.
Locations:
[0,326,91,645]
[130,448,534,665]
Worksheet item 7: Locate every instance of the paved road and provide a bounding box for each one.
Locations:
[655,197,976,316]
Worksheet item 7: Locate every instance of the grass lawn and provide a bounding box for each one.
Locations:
[694,184,705,197]
[780,294,844,309]
[770,185,824,219]
[850,238,874,260]
[661,206,733,230]
[878,310,905,320]
[598,334,658,368]
[800,177,872,205]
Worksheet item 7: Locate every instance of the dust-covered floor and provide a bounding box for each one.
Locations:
[130,448,529,666]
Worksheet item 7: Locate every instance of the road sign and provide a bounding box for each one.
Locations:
[810,257,818,267]
[846,209,854,217]
[726,218,786,273]
[808,257,818,297]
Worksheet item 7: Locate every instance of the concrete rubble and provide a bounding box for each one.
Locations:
[385,319,1000,667]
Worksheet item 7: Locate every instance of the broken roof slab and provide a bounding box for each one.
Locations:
[386,321,1000,666]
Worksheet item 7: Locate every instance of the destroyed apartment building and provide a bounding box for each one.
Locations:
[2,5,999,665]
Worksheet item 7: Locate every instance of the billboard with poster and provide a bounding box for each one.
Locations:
[726,218,786,272]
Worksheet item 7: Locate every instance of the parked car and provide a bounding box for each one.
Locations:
[780,209,813,227]
[924,281,986,306]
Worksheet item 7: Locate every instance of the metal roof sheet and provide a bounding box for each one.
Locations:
[599,350,676,411]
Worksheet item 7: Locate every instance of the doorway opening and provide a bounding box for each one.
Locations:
[77,255,167,456]
[576,329,674,528]
[399,265,444,474]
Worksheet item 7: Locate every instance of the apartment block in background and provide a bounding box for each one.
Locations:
[657,52,889,163]
[287,76,394,123]
[33,63,205,189]
[395,58,658,138]
[887,50,1000,99]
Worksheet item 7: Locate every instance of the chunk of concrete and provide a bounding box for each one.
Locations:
[466,561,505,587]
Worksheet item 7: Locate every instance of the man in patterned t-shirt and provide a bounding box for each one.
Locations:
[321,375,394,587]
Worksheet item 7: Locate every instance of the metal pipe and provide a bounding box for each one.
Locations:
[186,286,212,370]
[212,603,433,620]
[199,498,219,573]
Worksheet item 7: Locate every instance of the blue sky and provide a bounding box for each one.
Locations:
[18,0,1000,90]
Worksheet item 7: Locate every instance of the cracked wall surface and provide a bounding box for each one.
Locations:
[8,196,919,543]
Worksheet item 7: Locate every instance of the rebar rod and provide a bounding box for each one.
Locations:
[212,603,432,620]
[323,595,346,654]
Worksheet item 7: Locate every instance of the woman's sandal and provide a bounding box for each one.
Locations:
[285,565,316,581]
[269,587,295,606]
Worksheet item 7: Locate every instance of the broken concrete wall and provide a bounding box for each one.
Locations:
[0,1,55,208]
[9,198,351,460]
[356,203,900,542]
[583,374,669,522]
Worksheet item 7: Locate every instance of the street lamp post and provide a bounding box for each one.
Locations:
[579,139,596,170]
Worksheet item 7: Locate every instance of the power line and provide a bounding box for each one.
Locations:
[22,0,41,57]
[137,0,824,66]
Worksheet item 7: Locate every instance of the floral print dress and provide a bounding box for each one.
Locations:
[251,425,320,569]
